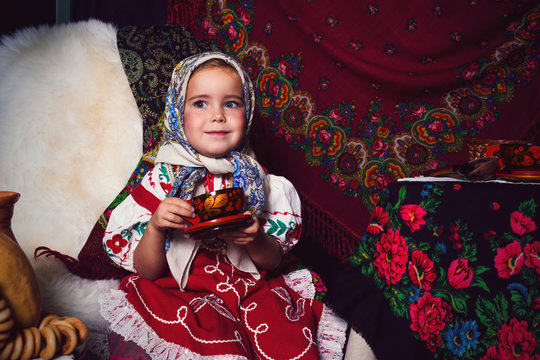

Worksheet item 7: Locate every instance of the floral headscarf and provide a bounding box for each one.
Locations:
[155,51,266,214]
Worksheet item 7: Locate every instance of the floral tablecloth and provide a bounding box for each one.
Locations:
[324,178,539,359]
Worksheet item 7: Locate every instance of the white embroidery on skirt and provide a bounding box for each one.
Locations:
[241,302,315,360]
[99,288,250,360]
[271,286,306,321]
[126,276,245,347]
[190,294,237,322]
[204,251,257,308]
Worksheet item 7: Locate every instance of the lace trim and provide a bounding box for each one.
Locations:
[99,290,249,360]
[317,306,348,360]
[284,269,348,360]
[283,268,316,299]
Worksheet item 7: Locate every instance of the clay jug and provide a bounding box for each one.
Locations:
[0,191,20,243]
[0,191,42,329]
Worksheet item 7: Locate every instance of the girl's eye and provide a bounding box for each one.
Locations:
[194,100,207,108]
[225,101,240,109]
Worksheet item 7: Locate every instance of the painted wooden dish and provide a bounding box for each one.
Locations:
[498,142,540,176]
[188,187,245,224]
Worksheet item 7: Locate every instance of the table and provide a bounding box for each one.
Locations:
[320,177,540,359]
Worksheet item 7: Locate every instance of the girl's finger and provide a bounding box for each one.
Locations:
[163,197,195,214]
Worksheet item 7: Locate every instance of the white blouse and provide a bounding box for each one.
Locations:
[103,162,302,280]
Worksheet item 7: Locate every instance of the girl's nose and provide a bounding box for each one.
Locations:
[212,111,225,122]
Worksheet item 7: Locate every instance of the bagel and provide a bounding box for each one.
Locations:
[0,308,10,324]
[0,300,7,311]
[38,314,59,330]
[55,323,78,355]
[8,332,23,360]
[47,323,61,344]
[60,317,88,342]
[49,319,74,330]
[0,331,10,342]
[0,319,13,334]
[39,326,57,360]
[20,328,34,360]
[0,339,13,360]
[28,327,41,359]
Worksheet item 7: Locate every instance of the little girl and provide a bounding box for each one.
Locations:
[99,52,346,359]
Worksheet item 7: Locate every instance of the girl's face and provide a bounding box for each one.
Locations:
[184,66,247,158]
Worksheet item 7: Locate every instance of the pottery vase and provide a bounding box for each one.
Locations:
[0,191,20,243]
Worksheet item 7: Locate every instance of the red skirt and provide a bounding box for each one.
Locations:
[100,248,347,359]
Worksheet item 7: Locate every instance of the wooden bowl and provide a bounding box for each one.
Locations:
[189,187,245,223]
[498,142,540,175]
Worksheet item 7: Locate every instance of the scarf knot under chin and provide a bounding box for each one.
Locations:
[165,150,266,215]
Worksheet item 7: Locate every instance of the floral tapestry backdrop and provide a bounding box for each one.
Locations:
[168,0,540,260]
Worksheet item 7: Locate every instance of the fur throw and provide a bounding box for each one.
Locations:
[0,20,142,334]
[0,20,142,258]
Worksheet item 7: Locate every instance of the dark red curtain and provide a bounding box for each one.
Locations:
[168,0,540,261]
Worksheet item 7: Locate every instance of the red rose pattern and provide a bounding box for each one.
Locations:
[510,211,537,235]
[494,240,525,279]
[524,241,540,275]
[373,229,409,285]
[366,206,389,235]
[497,318,537,359]
[447,258,473,289]
[410,292,447,341]
[399,204,427,232]
[407,250,437,290]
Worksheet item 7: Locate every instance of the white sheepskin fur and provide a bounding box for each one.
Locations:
[33,257,120,332]
[0,20,140,339]
[0,20,142,258]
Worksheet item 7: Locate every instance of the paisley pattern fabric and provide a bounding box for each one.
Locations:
[117,24,218,145]
[167,1,540,261]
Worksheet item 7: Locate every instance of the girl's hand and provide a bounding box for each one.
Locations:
[147,197,195,233]
[219,211,282,270]
[217,211,260,246]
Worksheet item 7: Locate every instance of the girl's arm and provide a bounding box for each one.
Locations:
[218,212,283,270]
[134,197,195,280]
[133,223,168,280]
[103,163,195,278]
[245,221,283,270]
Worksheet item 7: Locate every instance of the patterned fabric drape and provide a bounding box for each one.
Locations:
[329,179,540,359]
[167,0,540,261]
